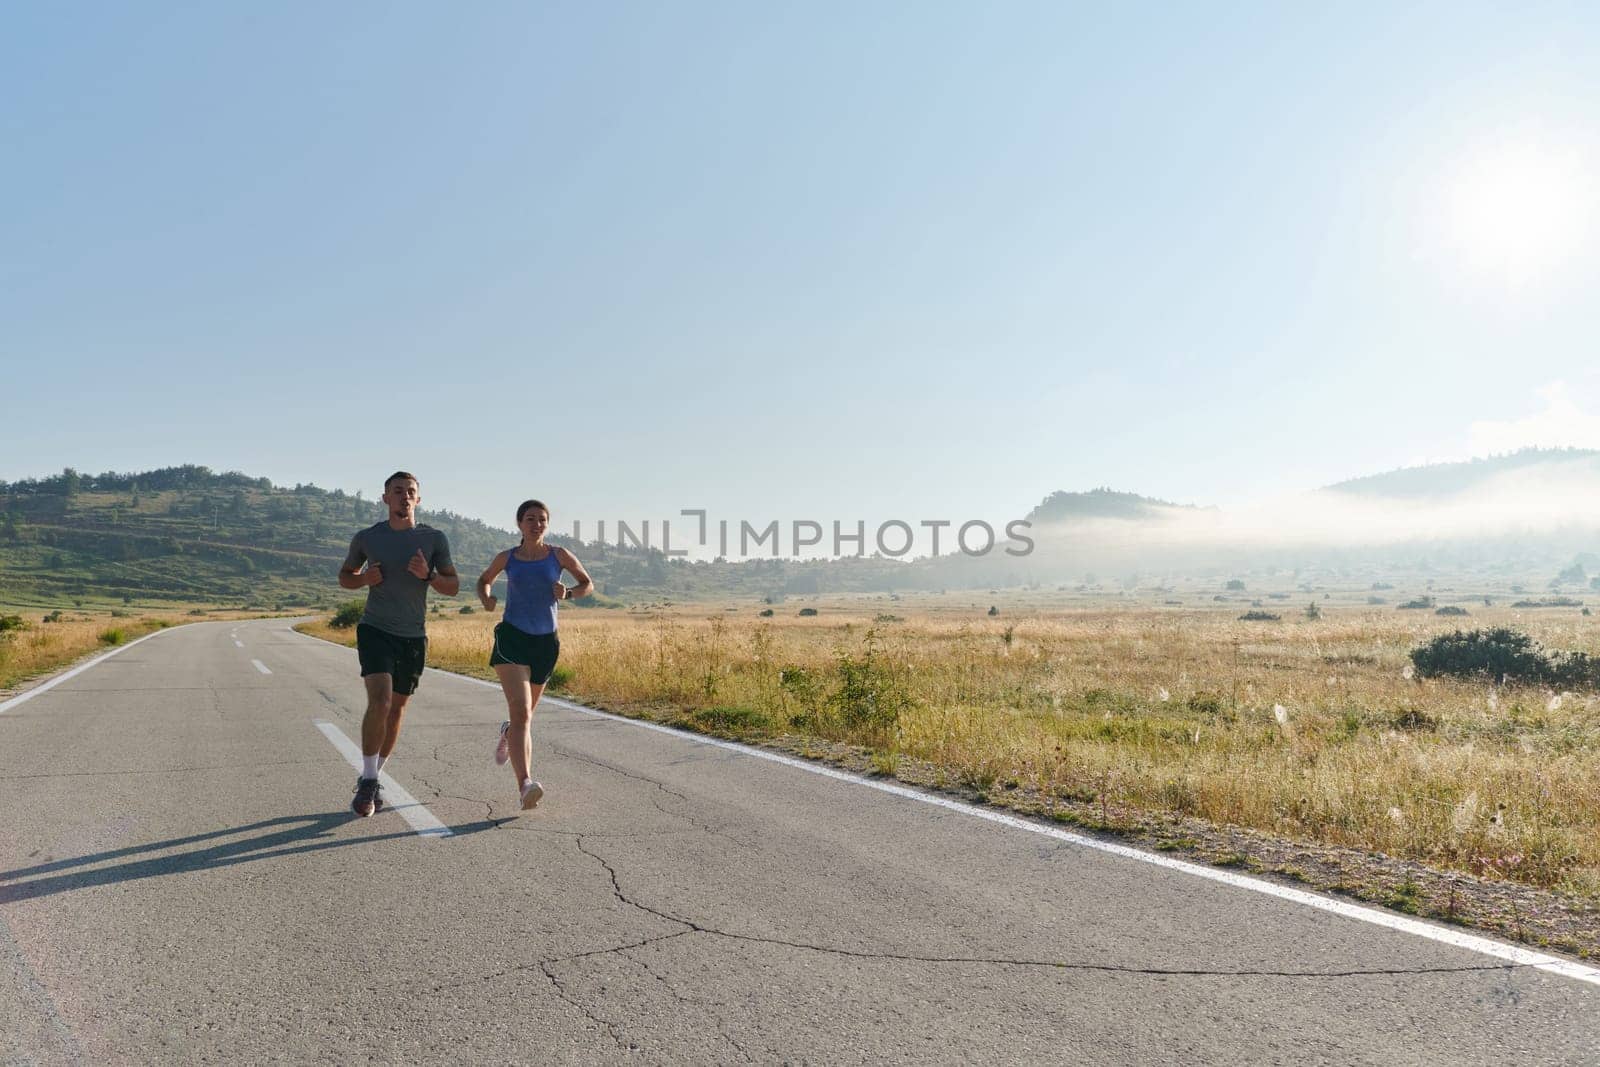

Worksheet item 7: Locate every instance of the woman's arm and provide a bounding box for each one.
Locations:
[476,550,509,611]
[555,547,595,600]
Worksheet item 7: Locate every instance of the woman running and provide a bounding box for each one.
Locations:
[475,499,594,810]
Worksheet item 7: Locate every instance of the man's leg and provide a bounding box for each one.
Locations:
[361,674,394,760]
[378,692,412,760]
[351,674,392,816]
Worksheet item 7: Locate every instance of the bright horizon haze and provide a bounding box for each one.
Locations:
[5,3,1600,546]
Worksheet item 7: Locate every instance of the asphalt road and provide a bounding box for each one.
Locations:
[2,618,1597,1065]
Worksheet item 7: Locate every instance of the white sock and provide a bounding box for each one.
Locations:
[521,777,533,790]
[362,755,379,778]
[376,755,388,773]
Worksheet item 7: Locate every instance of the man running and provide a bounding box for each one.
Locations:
[338,471,459,816]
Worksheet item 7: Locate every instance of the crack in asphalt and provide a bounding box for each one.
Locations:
[395,740,731,839]
[552,744,690,803]
[405,768,506,827]
[353,713,1559,990]
[620,949,757,1064]
[553,745,751,849]
[571,836,1537,983]
[538,960,633,1053]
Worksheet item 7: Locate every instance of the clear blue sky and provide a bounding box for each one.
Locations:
[4,3,1599,544]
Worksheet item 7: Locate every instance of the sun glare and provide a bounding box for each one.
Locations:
[1441,141,1594,285]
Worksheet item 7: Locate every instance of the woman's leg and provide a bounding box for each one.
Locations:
[517,637,558,783]
[521,681,548,777]
[494,663,533,784]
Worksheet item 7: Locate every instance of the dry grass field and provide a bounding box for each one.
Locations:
[0,611,177,692]
[302,593,1600,901]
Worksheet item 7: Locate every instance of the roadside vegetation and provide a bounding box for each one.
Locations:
[0,611,177,692]
[301,600,1600,903]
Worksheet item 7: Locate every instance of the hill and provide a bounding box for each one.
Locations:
[0,466,531,610]
[1025,487,1198,523]
[0,466,984,610]
[1322,447,1600,499]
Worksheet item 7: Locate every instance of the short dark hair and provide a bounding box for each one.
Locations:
[516,499,549,523]
[385,471,419,491]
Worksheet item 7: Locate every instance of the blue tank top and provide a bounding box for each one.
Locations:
[503,545,562,636]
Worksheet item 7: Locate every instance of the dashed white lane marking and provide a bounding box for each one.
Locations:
[0,628,174,715]
[234,640,244,648]
[312,719,452,838]
[251,659,272,675]
[286,626,1600,989]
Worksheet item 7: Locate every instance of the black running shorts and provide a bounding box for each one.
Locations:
[356,623,428,695]
[489,622,560,685]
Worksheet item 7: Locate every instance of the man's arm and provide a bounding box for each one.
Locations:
[429,565,460,597]
[338,534,379,589]
[428,532,459,596]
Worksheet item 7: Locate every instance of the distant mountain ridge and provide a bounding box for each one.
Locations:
[0,465,956,608]
[1026,487,1198,524]
[1322,447,1600,499]
[0,465,531,609]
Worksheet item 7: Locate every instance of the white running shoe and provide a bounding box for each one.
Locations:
[520,779,544,810]
[494,721,511,765]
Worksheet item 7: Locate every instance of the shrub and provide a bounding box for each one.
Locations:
[459,605,476,614]
[1225,579,1246,591]
[687,705,768,736]
[829,631,911,735]
[1303,601,1321,620]
[1409,628,1599,688]
[330,601,364,629]
[548,665,573,688]
[1435,605,1470,617]
[758,608,774,617]
[99,628,126,646]
[1397,596,1436,610]
[778,665,823,726]
[1511,597,1582,608]
[987,605,999,616]
[1390,706,1440,731]
[797,607,818,617]
[1238,610,1280,621]
[0,614,25,634]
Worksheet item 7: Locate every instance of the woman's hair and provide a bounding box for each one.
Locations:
[516,499,549,524]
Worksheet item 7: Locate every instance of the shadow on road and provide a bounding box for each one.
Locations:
[0,812,501,903]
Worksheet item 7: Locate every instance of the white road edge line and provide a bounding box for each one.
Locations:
[312,719,452,838]
[0,627,174,715]
[287,626,1600,988]
[251,659,272,675]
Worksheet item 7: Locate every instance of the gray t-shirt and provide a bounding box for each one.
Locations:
[342,522,453,639]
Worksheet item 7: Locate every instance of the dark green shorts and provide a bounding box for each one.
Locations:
[356,624,428,695]
[489,622,560,684]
